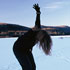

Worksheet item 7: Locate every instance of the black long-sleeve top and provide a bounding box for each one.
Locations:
[13,29,38,53]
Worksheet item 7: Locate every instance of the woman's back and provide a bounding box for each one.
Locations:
[13,29,38,52]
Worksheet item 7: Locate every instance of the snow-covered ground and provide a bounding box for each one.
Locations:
[0,37,70,70]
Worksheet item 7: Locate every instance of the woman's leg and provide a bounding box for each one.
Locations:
[13,49,33,70]
[27,51,36,70]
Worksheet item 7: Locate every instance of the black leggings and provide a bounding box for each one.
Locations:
[13,48,36,70]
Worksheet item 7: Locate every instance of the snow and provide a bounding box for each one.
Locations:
[0,37,70,70]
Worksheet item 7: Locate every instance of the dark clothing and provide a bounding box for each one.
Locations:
[13,29,37,53]
[13,4,41,70]
[13,49,36,70]
[13,29,38,70]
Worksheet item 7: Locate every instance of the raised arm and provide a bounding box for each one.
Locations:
[33,4,41,29]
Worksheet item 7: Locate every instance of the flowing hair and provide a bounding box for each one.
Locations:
[36,30,52,55]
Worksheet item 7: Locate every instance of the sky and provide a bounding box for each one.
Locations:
[0,0,70,70]
[0,0,70,27]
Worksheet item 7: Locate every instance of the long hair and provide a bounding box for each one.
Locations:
[36,30,52,55]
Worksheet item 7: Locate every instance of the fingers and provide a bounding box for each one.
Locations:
[33,4,36,9]
[33,3,40,13]
[33,3,40,9]
[37,3,39,7]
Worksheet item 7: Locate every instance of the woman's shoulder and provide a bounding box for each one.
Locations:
[18,29,38,39]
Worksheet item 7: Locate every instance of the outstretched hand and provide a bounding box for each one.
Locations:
[33,4,40,13]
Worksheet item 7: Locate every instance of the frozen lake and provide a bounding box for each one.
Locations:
[0,37,70,70]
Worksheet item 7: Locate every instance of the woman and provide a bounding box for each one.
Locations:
[13,4,52,70]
